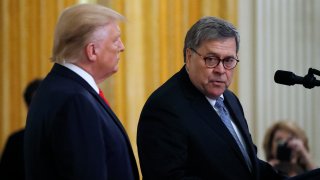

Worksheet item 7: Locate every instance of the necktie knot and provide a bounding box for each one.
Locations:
[215,97,227,115]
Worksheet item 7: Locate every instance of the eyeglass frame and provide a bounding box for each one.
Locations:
[189,48,239,70]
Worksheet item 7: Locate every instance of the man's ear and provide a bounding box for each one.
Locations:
[85,43,97,62]
[185,48,192,64]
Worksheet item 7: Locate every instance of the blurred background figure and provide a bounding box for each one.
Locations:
[0,78,42,180]
[263,121,318,177]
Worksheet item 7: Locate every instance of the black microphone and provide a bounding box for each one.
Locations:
[274,70,320,88]
[274,70,304,86]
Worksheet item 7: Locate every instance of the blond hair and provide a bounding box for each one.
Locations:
[263,121,309,161]
[51,3,125,63]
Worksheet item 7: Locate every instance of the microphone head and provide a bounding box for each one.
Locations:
[274,70,302,86]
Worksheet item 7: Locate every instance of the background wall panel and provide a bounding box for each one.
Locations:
[0,1,238,175]
[0,0,77,154]
[239,0,320,165]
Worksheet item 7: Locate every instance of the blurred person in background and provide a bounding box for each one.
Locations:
[263,121,317,177]
[0,78,42,180]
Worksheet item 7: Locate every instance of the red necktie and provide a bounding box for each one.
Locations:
[99,88,110,106]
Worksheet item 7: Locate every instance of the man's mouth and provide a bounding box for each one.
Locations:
[210,80,224,86]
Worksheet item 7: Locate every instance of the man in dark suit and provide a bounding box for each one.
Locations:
[0,79,41,180]
[137,16,285,180]
[24,4,139,180]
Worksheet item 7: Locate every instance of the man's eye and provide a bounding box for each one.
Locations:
[224,58,234,63]
[204,57,218,62]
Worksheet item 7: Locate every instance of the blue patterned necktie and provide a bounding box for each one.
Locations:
[215,97,252,171]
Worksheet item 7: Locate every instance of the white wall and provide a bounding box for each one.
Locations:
[238,0,320,166]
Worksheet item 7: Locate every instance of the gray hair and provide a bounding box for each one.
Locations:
[51,3,125,63]
[183,16,240,62]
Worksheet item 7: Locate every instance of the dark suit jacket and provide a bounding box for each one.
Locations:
[137,66,284,180]
[289,168,320,180]
[25,63,139,180]
[0,129,25,180]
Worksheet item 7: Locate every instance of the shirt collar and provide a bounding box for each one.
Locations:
[206,94,224,107]
[61,62,99,94]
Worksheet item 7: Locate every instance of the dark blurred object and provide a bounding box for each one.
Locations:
[0,130,24,180]
[274,161,304,177]
[289,168,320,180]
[0,78,42,180]
[277,141,292,161]
[23,79,42,107]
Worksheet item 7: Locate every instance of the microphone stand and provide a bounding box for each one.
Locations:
[303,68,320,89]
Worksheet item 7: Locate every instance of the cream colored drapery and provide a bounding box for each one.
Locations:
[238,0,320,164]
[0,0,238,169]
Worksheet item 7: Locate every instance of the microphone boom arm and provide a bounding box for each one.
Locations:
[309,68,320,76]
[303,68,320,89]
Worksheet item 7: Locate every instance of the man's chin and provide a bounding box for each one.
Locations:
[206,89,226,99]
[112,66,119,74]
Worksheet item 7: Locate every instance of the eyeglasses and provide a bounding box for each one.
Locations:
[190,48,239,70]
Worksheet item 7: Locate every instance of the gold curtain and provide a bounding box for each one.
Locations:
[101,0,239,162]
[0,0,77,153]
[0,0,238,169]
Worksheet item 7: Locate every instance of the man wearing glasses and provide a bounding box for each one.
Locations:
[137,16,285,180]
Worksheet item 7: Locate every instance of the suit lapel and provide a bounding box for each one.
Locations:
[177,67,250,168]
[95,93,129,135]
[223,92,251,142]
[223,92,256,153]
[223,92,258,174]
[191,96,250,165]
[94,91,139,174]
[50,63,139,178]
[50,63,130,142]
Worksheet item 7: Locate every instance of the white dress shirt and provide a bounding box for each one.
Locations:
[62,62,99,94]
